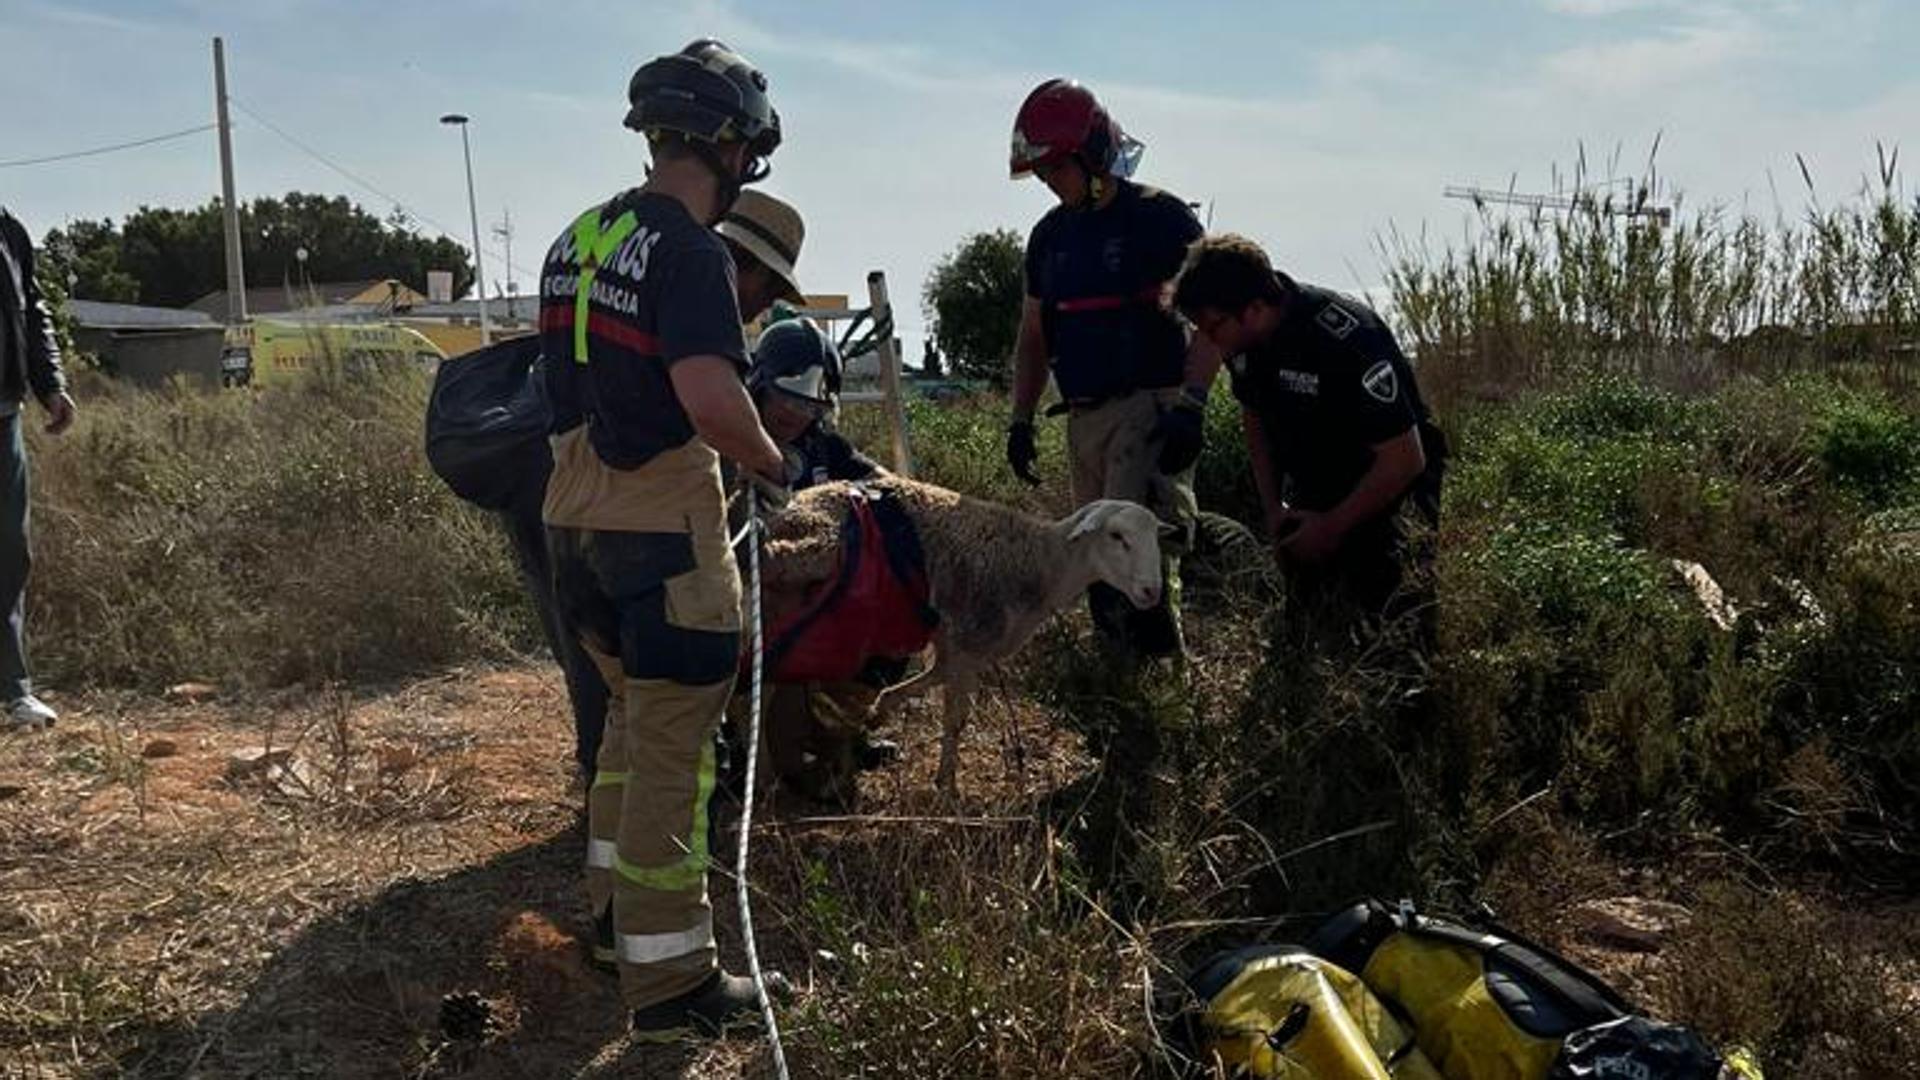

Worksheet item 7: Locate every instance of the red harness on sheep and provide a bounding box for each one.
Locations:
[757,483,940,684]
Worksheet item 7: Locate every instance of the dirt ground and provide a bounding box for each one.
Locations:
[0,666,1097,1079]
[4,666,1914,1078]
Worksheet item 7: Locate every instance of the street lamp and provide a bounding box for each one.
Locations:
[439,113,491,345]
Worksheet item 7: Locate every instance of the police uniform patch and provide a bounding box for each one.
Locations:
[1315,302,1359,339]
[1361,359,1399,403]
[1276,369,1320,395]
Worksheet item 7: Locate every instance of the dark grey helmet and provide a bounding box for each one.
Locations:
[749,318,840,405]
[624,39,781,175]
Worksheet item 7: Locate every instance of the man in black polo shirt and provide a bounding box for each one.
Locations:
[1173,234,1445,621]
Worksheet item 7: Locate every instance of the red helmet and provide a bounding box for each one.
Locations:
[1009,78,1144,181]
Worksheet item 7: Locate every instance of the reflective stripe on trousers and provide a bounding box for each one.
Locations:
[613,737,716,893]
[618,911,715,966]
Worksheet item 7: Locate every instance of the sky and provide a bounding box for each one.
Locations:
[2,0,1916,361]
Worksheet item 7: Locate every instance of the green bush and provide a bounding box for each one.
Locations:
[1400,373,1918,868]
[1811,395,1920,505]
[1528,375,1703,442]
[841,394,1072,516]
[1473,522,1672,626]
[1193,390,1261,526]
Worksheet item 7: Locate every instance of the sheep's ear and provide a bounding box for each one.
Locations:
[1157,521,1180,539]
[1067,503,1110,541]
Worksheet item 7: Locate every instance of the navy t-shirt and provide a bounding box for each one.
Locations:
[539,190,746,470]
[1227,276,1440,512]
[1024,181,1201,401]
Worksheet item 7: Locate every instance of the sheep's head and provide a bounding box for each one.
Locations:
[1065,500,1169,609]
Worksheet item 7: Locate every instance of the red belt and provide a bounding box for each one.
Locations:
[1052,286,1162,314]
[538,305,662,355]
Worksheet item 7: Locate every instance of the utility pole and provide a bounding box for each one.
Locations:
[439,114,490,345]
[213,37,247,324]
[492,207,514,298]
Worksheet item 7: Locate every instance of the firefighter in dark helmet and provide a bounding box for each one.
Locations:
[740,317,903,803]
[539,39,791,1040]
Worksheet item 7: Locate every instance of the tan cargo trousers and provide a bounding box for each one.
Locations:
[1065,387,1196,655]
[550,494,742,1011]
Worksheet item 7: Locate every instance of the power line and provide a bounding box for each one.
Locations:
[0,123,215,169]
[230,99,413,216]
[230,97,539,286]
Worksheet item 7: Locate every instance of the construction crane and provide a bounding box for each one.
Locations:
[1443,182,1672,227]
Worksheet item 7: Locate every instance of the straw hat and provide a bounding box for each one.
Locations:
[718,189,804,302]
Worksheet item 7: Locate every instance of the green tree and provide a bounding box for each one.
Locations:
[922,228,1024,385]
[117,203,226,307]
[31,241,84,364]
[41,219,140,303]
[44,193,474,309]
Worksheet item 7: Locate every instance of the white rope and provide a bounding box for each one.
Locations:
[728,515,757,551]
[735,485,790,1080]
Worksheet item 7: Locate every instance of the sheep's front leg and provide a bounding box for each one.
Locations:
[935,670,976,796]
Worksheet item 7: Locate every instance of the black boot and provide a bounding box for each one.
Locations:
[630,969,792,1042]
[588,905,616,974]
[853,734,900,771]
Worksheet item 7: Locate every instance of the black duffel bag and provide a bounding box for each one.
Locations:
[424,336,551,511]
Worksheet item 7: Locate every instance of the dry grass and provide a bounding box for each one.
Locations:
[0,669,576,1078]
[2,367,1911,1076]
[0,651,1187,1078]
[1384,145,1920,410]
[1480,810,1920,1079]
[22,365,533,693]
[7,654,1912,1077]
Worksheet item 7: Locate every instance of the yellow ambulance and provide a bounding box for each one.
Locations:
[220,320,446,387]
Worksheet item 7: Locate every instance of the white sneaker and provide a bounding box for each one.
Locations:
[5,695,57,732]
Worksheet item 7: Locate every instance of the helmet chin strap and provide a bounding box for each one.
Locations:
[1073,156,1110,210]
[688,141,743,224]
[639,139,750,224]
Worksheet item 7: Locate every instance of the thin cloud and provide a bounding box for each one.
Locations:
[675,0,1026,99]
[1542,21,1768,93]
[22,1,176,35]
[1543,0,1670,15]
[1544,0,1804,17]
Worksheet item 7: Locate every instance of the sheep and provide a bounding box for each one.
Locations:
[760,475,1169,793]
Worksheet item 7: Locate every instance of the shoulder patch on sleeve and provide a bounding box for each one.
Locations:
[1315,302,1360,340]
[1361,359,1399,403]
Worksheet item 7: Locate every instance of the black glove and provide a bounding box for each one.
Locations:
[1153,401,1206,474]
[1006,420,1041,486]
[746,468,791,514]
